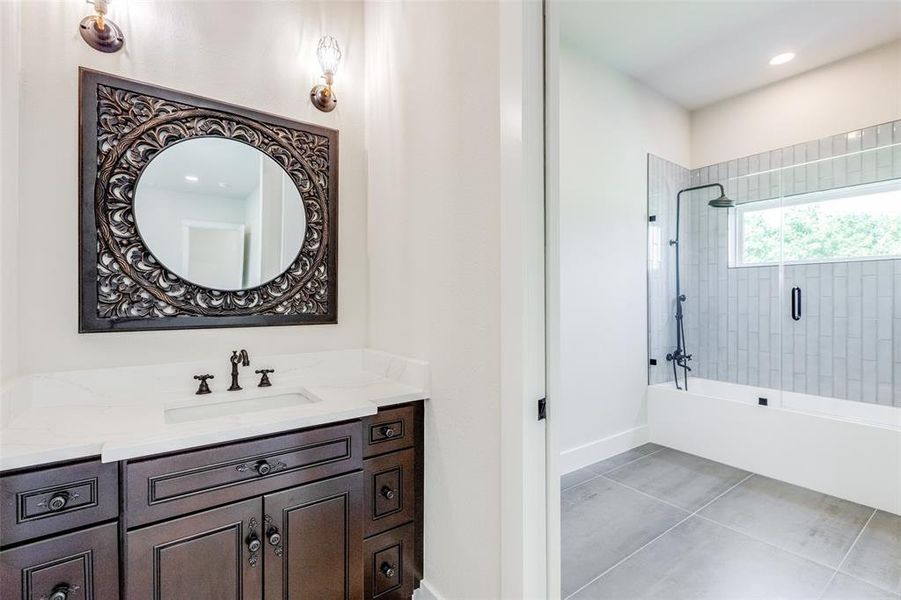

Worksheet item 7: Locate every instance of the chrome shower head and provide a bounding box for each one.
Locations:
[708,193,735,209]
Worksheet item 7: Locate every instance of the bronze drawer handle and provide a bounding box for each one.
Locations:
[39,491,78,512]
[48,492,69,512]
[380,486,396,500]
[43,583,79,600]
[236,459,287,475]
[380,562,397,578]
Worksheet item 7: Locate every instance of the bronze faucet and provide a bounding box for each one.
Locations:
[228,349,250,391]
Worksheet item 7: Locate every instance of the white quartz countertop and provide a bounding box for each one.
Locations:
[0,350,429,471]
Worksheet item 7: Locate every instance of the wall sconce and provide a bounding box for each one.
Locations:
[310,36,342,113]
[80,0,124,53]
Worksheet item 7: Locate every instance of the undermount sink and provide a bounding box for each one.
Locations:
[164,391,320,424]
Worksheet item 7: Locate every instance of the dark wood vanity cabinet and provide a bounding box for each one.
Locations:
[0,401,424,600]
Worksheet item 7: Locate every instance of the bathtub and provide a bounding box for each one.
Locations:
[648,378,901,515]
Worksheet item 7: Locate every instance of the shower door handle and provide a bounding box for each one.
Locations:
[791,286,802,321]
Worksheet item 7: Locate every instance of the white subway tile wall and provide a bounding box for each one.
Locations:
[648,120,901,407]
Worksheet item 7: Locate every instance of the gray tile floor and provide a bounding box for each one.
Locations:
[562,444,901,600]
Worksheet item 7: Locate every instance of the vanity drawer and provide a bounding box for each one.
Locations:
[0,521,119,600]
[363,523,415,600]
[362,406,416,458]
[125,421,361,527]
[364,449,415,538]
[0,459,118,547]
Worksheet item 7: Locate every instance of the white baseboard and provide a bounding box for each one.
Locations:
[559,424,649,474]
[412,579,444,600]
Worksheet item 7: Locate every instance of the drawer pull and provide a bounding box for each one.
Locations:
[380,486,396,500]
[235,459,288,476]
[381,426,397,438]
[44,583,79,600]
[39,491,78,512]
[380,562,397,578]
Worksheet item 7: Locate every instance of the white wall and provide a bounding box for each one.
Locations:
[692,40,901,168]
[9,0,368,374]
[558,41,690,472]
[0,0,21,381]
[498,1,548,596]
[365,1,503,597]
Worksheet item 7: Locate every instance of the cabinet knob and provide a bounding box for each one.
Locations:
[267,526,282,547]
[380,486,396,500]
[381,426,396,439]
[246,533,262,554]
[47,492,69,512]
[47,584,72,600]
[380,562,397,578]
[254,460,272,476]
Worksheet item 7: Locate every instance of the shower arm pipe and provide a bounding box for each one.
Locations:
[671,182,725,306]
[671,183,726,246]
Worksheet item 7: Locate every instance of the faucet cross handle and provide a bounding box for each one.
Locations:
[193,374,214,395]
[255,369,275,388]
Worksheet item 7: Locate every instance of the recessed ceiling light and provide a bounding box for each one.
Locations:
[769,52,795,66]
[184,175,199,182]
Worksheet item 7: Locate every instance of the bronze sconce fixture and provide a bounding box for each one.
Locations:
[80,0,124,53]
[310,36,342,113]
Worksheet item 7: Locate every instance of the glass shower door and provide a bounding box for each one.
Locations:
[776,125,901,409]
[647,154,786,405]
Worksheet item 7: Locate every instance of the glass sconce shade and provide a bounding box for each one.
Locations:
[316,36,342,78]
[311,36,342,113]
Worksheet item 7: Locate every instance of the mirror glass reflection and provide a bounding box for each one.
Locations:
[134,138,306,291]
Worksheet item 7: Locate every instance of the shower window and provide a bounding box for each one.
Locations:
[733,179,901,267]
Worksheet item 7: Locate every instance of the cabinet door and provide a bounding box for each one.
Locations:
[264,472,363,600]
[126,497,262,600]
[0,522,118,600]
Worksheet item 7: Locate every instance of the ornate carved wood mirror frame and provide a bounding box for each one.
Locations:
[79,69,338,332]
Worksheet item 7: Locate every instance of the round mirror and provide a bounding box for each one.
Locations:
[134,138,306,291]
